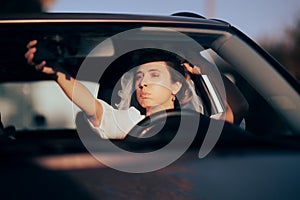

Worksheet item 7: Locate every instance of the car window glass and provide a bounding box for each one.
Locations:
[0,81,98,130]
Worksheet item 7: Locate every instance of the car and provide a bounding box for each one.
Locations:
[0,12,299,200]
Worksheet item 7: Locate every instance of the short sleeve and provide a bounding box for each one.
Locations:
[87,99,144,139]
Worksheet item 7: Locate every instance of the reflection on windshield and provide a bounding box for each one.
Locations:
[0,81,98,130]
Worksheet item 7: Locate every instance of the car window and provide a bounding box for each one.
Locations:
[0,20,299,136]
[0,81,98,130]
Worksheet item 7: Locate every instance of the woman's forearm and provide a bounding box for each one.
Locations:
[55,71,103,126]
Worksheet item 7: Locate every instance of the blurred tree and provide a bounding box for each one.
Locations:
[0,0,55,13]
[0,0,42,13]
[287,18,300,80]
[259,16,300,80]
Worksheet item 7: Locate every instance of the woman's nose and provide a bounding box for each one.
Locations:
[139,76,148,88]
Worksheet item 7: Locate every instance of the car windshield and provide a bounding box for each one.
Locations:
[0,18,299,136]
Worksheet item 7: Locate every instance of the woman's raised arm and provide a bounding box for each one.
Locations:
[25,40,103,127]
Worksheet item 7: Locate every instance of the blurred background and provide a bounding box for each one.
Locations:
[1,0,299,80]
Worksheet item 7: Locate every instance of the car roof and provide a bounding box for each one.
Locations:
[0,12,232,82]
[0,12,230,26]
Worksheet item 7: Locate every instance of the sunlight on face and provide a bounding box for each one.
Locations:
[134,61,181,115]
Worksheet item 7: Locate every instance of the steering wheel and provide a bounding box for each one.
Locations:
[121,109,210,152]
[75,109,213,153]
[128,109,199,137]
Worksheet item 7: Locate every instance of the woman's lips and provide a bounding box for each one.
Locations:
[139,92,151,99]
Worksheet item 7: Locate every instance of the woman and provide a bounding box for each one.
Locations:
[25,40,203,139]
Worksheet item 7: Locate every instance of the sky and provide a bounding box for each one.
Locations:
[48,0,300,41]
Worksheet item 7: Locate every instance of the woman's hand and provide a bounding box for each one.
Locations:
[24,40,57,75]
[182,62,201,75]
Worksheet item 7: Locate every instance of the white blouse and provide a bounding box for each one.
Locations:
[88,99,145,139]
[87,99,236,139]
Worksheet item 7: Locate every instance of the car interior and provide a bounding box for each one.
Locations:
[0,19,299,149]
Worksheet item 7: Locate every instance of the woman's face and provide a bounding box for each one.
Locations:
[134,61,182,115]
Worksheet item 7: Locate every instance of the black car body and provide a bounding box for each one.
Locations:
[0,13,299,200]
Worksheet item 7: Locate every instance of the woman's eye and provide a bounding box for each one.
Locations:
[150,72,160,78]
[135,74,143,80]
